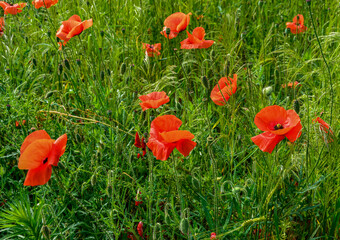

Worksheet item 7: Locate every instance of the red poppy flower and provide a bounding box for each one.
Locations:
[282,81,300,88]
[210,74,237,106]
[56,15,93,50]
[313,117,333,142]
[15,120,26,128]
[210,232,217,239]
[0,1,26,15]
[137,221,143,237]
[180,27,214,49]
[135,190,143,206]
[142,43,161,57]
[134,132,142,148]
[147,115,196,161]
[18,130,67,186]
[139,91,169,111]
[0,17,4,37]
[32,0,58,9]
[160,12,191,39]
[251,105,302,153]
[286,14,307,34]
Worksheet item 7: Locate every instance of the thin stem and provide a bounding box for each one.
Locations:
[307,2,334,125]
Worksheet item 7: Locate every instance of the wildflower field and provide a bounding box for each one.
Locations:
[0,0,339,239]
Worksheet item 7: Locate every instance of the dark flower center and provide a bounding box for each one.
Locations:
[274,124,283,130]
[43,158,48,164]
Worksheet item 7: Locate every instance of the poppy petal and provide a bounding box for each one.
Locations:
[18,139,54,169]
[24,164,52,186]
[20,130,51,154]
[147,139,176,161]
[48,134,67,166]
[251,132,285,153]
[164,12,186,31]
[176,12,191,32]
[160,130,194,143]
[254,105,287,132]
[192,27,205,40]
[176,139,197,157]
[200,40,214,49]
[151,115,182,132]
[285,121,302,142]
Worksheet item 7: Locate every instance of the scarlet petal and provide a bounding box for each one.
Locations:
[176,12,191,32]
[134,132,142,148]
[147,139,176,161]
[192,27,205,40]
[48,134,67,166]
[285,121,302,142]
[176,139,197,157]
[164,12,186,32]
[20,130,51,154]
[254,105,287,132]
[139,91,169,111]
[251,132,285,153]
[160,130,194,143]
[151,115,182,132]
[18,139,54,169]
[24,164,52,186]
[199,40,214,49]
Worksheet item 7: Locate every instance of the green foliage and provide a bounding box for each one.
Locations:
[0,0,339,239]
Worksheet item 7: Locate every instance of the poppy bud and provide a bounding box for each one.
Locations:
[6,104,11,111]
[306,0,311,5]
[120,63,126,75]
[202,76,209,89]
[262,86,273,96]
[45,91,53,99]
[100,30,104,37]
[99,48,102,53]
[293,100,300,114]
[76,59,81,66]
[107,110,112,116]
[107,69,111,76]
[5,68,10,74]
[165,27,171,36]
[179,218,190,235]
[137,153,141,158]
[47,30,51,38]
[284,28,289,35]
[122,28,126,34]
[191,177,200,190]
[100,70,105,80]
[91,174,97,186]
[64,59,70,70]
[58,64,63,75]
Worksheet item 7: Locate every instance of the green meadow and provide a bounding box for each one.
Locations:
[0,0,339,239]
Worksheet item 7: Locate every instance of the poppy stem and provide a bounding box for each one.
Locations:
[147,147,153,231]
[307,3,334,125]
[208,146,218,232]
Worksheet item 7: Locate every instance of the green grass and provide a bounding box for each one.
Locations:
[0,0,339,239]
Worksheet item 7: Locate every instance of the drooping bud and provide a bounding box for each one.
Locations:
[64,59,70,70]
[58,64,63,75]
[122,28,126,34]
[100,30,104,37]
[179,218,190,235]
